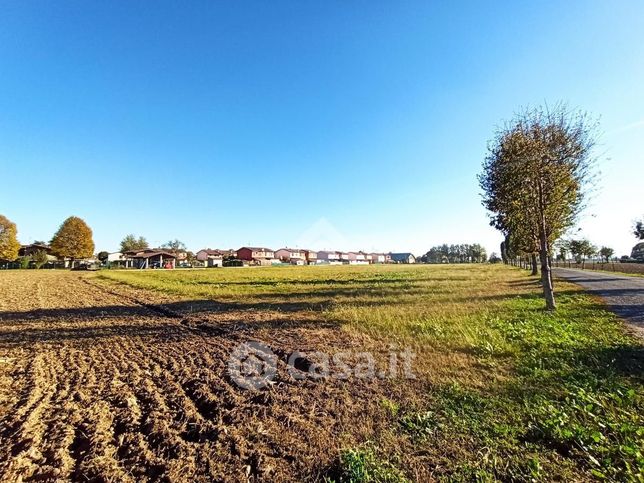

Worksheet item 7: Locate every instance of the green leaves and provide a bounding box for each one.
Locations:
[479,104,599,308]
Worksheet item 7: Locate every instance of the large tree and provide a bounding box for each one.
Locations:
[479,105,597,310]
[50,216,95,264]
[120,234,149,252]
[0,215,20,261]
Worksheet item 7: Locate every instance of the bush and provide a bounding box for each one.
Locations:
[19,256,31,269]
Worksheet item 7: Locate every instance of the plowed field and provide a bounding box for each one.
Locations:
[0,271,402,481]
[1,266,642,482]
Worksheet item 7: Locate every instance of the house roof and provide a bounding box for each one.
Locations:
[238,246,273,252]
[21,243,51,250]
[199,249,225,256]
[390,252,415,261]
[131,250,177,259]
[123,248,156,255]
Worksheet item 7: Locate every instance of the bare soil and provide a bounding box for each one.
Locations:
[0,271,427,482]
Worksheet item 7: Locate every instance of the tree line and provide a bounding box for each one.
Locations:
[418,244,487,264]
[0,214,189,267]
[0,215,95,266]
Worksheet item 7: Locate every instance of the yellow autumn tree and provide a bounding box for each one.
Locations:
[50,216,95,263]
[0,215,20,261]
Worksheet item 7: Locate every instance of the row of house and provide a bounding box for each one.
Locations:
[12,243,415,270]
[195,247,416,267]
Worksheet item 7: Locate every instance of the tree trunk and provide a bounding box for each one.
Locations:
[539,233,556,310]
[530,254,538,276]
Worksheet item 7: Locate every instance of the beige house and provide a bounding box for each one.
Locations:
[303,249,318,265]
[275,248,306,265]
[347,252,369,265]
[196,249,225,267]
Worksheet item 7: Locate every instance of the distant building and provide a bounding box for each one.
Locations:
[302,249,318,265]
[196,249,225,267]
[15,243,59,267]
[347,252,369,265]
[631,242,644,262]
[236,247,275,266]
[390,252,416,264]
[18,243,53,258]
[275,248,306,265]
[317,250,342,264]
[122,249,177,269]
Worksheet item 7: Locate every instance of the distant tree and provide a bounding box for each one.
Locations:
[568,239,596,266]
[633,218,644,240]
[480,105,597,310]
[555,239,571,261]
[33,240,48,246]
[162,239,187,255]
[599,246,614,263]
[423,244,487,264]
[50,216,95,266]
[120,234,149,252]
[97,251,109,263]
[489,252,502,263]
[500,238,508,264]
[32,249,49,269]
[19,256,31,269]
[0,214,20,261]
[581,241,597,264]
[569,239,583,263]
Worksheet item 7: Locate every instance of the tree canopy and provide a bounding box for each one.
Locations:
[479,104,597,309]
[634,218,644,240]
[0,215,20,261]
[120,234,149,252]
[599,246,614,263]
[32,249,50,269]
[567,239,597,264]
[420,243,487,264]
[162,239,186,254]
[50,216,95,260]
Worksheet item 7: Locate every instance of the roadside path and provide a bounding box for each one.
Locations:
[553,268,644,337]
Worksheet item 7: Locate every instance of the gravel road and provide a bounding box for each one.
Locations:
[553,268,644,337]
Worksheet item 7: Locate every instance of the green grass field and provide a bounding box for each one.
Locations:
[99,264,644,481]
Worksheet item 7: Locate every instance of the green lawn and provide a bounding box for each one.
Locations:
[99,264,643,481]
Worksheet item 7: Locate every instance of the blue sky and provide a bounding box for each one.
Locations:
[1,1,643,256]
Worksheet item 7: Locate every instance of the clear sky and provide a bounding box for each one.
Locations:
[1,1,643,256]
